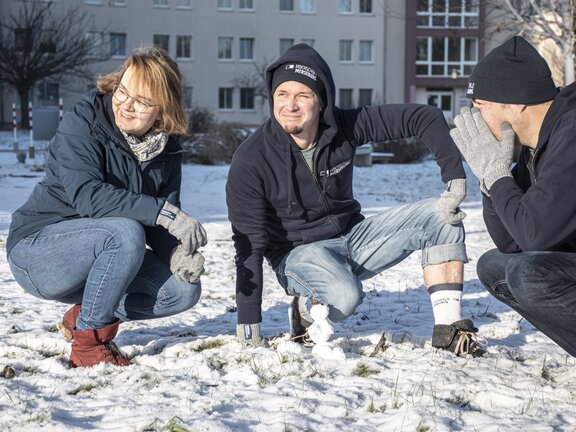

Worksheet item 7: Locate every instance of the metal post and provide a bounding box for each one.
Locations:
[12,103,18,153]
[59,98,64,122]
[28,101,35,159]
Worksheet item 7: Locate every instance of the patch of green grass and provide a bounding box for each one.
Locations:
[192,339,226,352]
[68,383,97,395]
[353,363,380,377]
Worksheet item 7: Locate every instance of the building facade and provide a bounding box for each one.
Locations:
[1,0,492,129]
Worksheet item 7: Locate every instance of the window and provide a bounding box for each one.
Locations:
[339,0,352,14]
[358,89,373,106]
[176,35,192,59]
[239,0,254,10]
[339,40,353,62]
[219,87,234,110]
[37,82,59,105]
[218,37,233,60]
[280,38,294,55]
[85,31,104,59]
[39,31,57,54]
[300,0,315,13]
[339,89,353,108]
[239,38,254,60]
[416,0,479,28]
[15,28,33,52]
[84,0,103,4]
[183,86,193,110]
[153,0,168,6]
[416,36,478,77]
[218,0,232,9]
[359,0,372,13]
[279,0,294,11]
[240,88,255,110]
[110,33,126,57]
[153,34,169,52]
[110,0,126,5]
[301,38,315,47]
[176,0,191,7]
[359,40,373,63]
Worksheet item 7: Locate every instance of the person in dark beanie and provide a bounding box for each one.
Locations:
[450,36,576,357]
[227,43,485,357]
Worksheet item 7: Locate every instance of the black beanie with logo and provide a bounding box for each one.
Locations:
[467,36,559,104]
[272,63,327,106]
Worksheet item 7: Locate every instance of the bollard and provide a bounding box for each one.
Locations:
[28,101,35,159]
[12,103,19,153]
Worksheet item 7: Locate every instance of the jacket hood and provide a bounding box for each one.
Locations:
[266,43,337,132]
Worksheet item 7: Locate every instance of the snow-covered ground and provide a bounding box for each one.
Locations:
[1,132,575,432]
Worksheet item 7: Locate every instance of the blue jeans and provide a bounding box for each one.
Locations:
[8,217,201,330]
[274,199,467,322]
[477,248,576,357]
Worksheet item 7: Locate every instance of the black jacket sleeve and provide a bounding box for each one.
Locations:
[226,152,268,324]
[488,123,576,251]
[343,104,466,183]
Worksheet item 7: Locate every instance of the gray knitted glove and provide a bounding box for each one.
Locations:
[450,107,515,196]
[156,201,207,252]
[170,245,205,283]
[435,178,467,225]
[236,323,265,347]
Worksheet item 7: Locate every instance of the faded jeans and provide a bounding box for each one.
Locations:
[274,199,467,322]
[477,248,576,357]
[8,217,201,330]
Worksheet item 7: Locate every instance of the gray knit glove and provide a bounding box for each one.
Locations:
[236,323,265,347]
[170,245,205,283]
[156,201,207,252]
[435,178,467,224]
[450,107,515,196]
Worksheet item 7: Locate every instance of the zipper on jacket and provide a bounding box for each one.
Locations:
[298,151,341,233]
[527,148,539,184]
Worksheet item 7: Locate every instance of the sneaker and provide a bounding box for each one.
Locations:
[432,319,486,357]
[288,296,313,345]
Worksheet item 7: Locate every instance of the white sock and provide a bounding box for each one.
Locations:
[428,283,463,325]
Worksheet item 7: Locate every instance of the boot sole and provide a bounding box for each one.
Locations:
[56,320,74,341]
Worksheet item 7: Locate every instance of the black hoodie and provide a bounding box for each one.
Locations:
[226,44,466,324]
[483,82,576,253]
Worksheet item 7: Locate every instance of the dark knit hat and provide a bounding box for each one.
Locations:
[272,63,327,106]
[467,36,558,104]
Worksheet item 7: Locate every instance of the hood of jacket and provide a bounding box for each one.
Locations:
[266,43,338,147]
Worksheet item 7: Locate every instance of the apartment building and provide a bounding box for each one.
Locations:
[0,0,489,128]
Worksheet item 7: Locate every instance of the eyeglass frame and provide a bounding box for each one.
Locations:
[112,84,158,114]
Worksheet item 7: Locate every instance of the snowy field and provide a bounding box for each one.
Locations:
[1,132,575,432]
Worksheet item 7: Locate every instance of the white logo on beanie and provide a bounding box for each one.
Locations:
[467,82,475,95]
[285,64,318,81]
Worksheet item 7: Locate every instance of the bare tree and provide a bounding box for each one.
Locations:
[230,59,270,119]
[486,0,575,85]
[0,0,109,128]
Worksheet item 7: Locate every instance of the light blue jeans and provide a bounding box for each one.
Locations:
[8,217,201,330]
[274,199,467,322]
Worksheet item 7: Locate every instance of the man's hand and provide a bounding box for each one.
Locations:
[170,245,205,283]
[435,178,467,224]
[156,202,207,252]
[450,107,515,195]
[236,323,265,347]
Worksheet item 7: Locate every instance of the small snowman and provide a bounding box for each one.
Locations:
[309,304,346,360]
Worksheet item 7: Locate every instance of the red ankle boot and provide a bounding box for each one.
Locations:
[69,320,131,368]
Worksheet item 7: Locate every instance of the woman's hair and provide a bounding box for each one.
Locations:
[97,46,188,135]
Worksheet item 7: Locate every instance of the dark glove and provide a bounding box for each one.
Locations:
[170,245,205,283]
[236,323,265,347]
[156,201,207,252]
[450,107,515,196]
[435,178,467,224]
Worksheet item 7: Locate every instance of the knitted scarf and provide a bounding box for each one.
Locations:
[121,129,168,162]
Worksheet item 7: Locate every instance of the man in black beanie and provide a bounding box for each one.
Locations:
[227,43,486,357]
[451,36,576,357]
